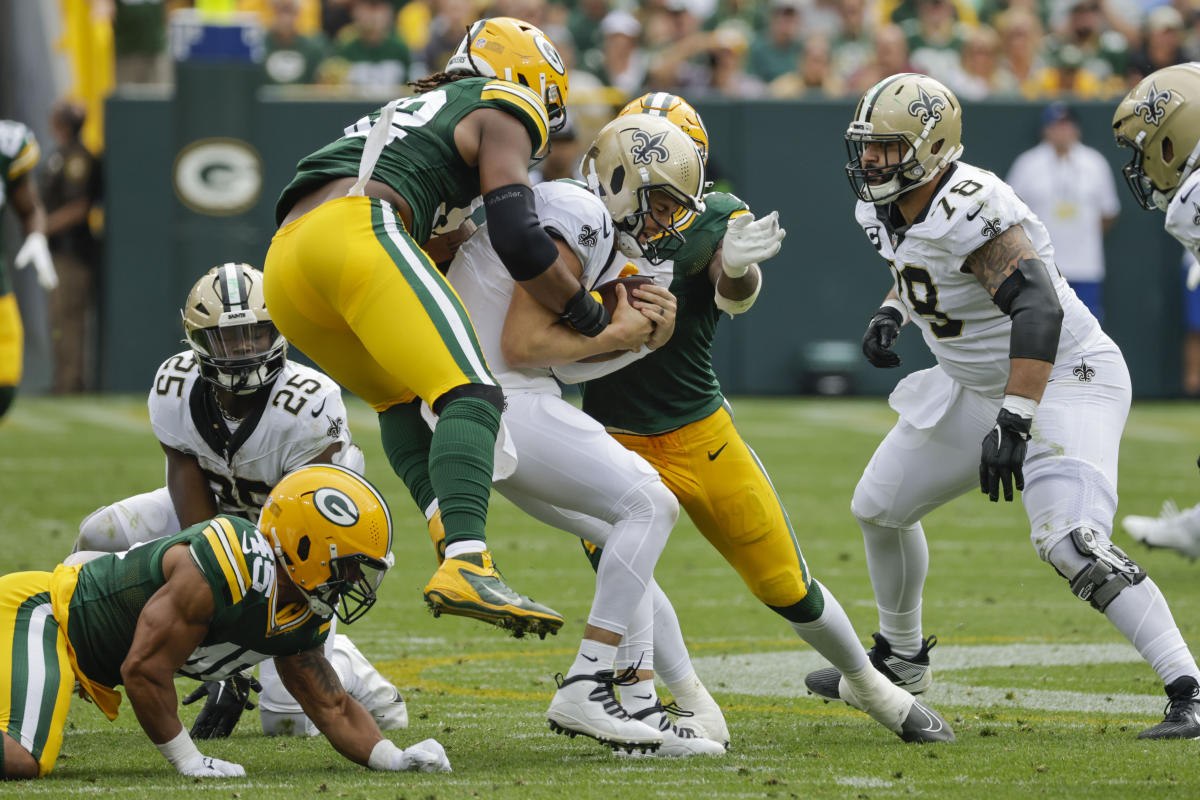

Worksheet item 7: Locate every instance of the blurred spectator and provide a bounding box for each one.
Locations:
[768,33,844,97]
[323,0,412,91]
[1006,102,1119,321]
[42,102,102,394]
[263,0,329,85]
[748,0,805,84]
[703,0,765,34]
[1128,5,1188,84]
[599,11,648,96]
[1184,5,1200,62]
[876,0,978,28]
[487,0,549,27]
[647,1,713,92]
[416,0,476,79]
[978,0,1051,30]
[1029,41,1109,97]
[1047,0,1129,94]
[321,0,354,40]
[831,0,877,83]
[951,24,1020,98]
[1182,252,1200,395]
[568,0,611,69]
[848,24,915,93]
[903,0,970,86]
[706,22,765,97]
[530,123,583,184]
[995,7,1046,90]
[97,0,170,85]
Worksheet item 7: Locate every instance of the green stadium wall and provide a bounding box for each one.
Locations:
[103,84,1185,397]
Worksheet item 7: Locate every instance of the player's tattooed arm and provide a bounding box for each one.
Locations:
[962,224,1039,296]
[276,647,383,764]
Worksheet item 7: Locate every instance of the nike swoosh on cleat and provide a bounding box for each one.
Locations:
[459,569,526,607]
[309,397,327,418]
[911,702,943,733]
[707,443,728,461]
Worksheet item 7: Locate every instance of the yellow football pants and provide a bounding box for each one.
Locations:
[611,406,811,608]
[263,196,497,412]
[0,292,23,387]
[0,571,74,776]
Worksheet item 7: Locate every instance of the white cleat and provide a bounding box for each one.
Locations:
[1122,500,1200,561]
[619,704,726,757]
[836,668,955,743]
[547,671,663,753]
[667,675,730,748]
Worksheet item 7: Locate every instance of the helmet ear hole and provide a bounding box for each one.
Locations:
[610,165,625,194]
[296,535,310,561]
[1163,136,1175,164]
[931,138,944,156]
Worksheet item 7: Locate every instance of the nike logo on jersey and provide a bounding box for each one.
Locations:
[965,203,984,221]
[310,397,327,418]
[1182,183,1198,205]
[601,215,611,241]
[707,443,728,461]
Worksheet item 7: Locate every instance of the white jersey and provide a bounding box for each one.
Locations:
[1165,169,1200,260]
[446,179,622,394]
[854,161,1105,397]
[147,351,353,516]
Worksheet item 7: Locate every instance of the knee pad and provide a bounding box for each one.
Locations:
[1049,527,1146,612]
[75,506,131,553]
[432,383,504,415]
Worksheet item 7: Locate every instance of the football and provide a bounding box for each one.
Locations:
[590,275,655,316]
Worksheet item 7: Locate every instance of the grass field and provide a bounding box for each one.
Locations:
[3,395,1200,798]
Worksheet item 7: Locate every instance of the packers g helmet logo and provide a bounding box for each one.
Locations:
[313,487,360,527]
[908,85,947,125]
[1134,82,1172,126]
[533,33,565,75]
[630,130,670,165]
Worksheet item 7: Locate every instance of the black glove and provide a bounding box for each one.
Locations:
[979,408,1032,502]
[862,305,903,368]
[182,674,262,739]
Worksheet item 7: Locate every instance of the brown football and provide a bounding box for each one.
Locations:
[590,275,655,316]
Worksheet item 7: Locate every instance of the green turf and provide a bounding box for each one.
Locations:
[2,395,1200,798]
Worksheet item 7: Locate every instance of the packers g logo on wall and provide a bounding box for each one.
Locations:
[313,487,360,527]
[630,130,669,165]
[173,137,262,216]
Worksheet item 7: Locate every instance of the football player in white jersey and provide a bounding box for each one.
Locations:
[70,263,407,740]
[1113,64,1200,561]
[802,73,1200,739]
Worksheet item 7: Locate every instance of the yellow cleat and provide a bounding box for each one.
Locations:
[422,550,563,639]
[428,509,446,565]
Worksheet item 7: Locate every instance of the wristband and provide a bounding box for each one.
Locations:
[1001,394,1038,420]
[368,738,405,771]
[721,256,750,279]
[880,297,910,325]
[560,287,610,337]
[155,728,203,769]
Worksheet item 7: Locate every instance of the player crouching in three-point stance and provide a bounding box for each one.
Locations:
[804,72,1200,739]
[0,464,451,780]
[264,17,603,639]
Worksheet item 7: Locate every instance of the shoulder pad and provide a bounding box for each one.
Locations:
[919,165,1026,258]
[480,80,549,157]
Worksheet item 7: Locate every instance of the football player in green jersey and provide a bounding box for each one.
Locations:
[265,17,608,639]
[0,119,58,421]
[571,94,954,744]
[0,464,452,779]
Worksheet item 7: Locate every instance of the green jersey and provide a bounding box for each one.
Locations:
[67,515,329,688]
[0,120,39,295]
[581,192,749,434]
[276,77,551,243]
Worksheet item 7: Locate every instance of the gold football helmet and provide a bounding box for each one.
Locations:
[182,263,286,395]
[1112,63,1200,211]
[259,464,394,625]
[845,73,964,204]
[618,92,710,165]
[581,113,706,263]
[445,17,569,133]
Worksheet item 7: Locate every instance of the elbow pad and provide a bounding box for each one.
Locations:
[714,272,762,317]
[992,258,1064,363]
[483,184,559,281]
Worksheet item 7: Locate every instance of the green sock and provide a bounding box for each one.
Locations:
[428,396,500,545]
[378,401,436,514]
[0,385,15,420]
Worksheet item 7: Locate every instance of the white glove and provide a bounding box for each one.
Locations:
[368,737,452,772]
[14,231,58,291]
[155,728,246,777]
[721,211,785,278]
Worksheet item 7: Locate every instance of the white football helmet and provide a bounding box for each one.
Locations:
[1113,63,1200,211]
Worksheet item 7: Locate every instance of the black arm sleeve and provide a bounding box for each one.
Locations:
[991,257,1064,363]
[483,183,560,281]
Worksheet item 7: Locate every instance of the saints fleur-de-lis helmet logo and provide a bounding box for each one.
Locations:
[630,129,670,165]
[1133,81,1172,126]
[908,85,947,125]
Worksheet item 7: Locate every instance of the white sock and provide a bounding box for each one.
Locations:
[1104,577,1200,686]
[620,676,660,716]
[616,585,655,673]
[789,581,869,674]
[859,518,928,655]
[568,639,617,678]
[444,539,486,559]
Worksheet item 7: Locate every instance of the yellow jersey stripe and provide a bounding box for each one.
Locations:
[7,139,40,181]
[481,83,548,152]
[215,517,253,596]
[203,525,244,604]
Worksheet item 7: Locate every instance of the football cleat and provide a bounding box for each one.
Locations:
[547,670,663,753]
[1121,500,1200,561]
[428,509,446,565]
[834,669,955,743]
[422,551,563,639]
[1138,676,1200,740]
[666,674,730,748]
[805,632,936,699]
[619,703,726,757]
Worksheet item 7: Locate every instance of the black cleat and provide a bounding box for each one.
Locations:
[1139,676,1200,740]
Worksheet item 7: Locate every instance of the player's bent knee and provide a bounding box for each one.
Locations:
[74,506,130,554]
[432,383,505,415]
[1048,527,1147,612]
[2,732,42,780]
[629,479,679,527]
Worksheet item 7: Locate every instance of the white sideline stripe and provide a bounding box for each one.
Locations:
[694,642,1163,714]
